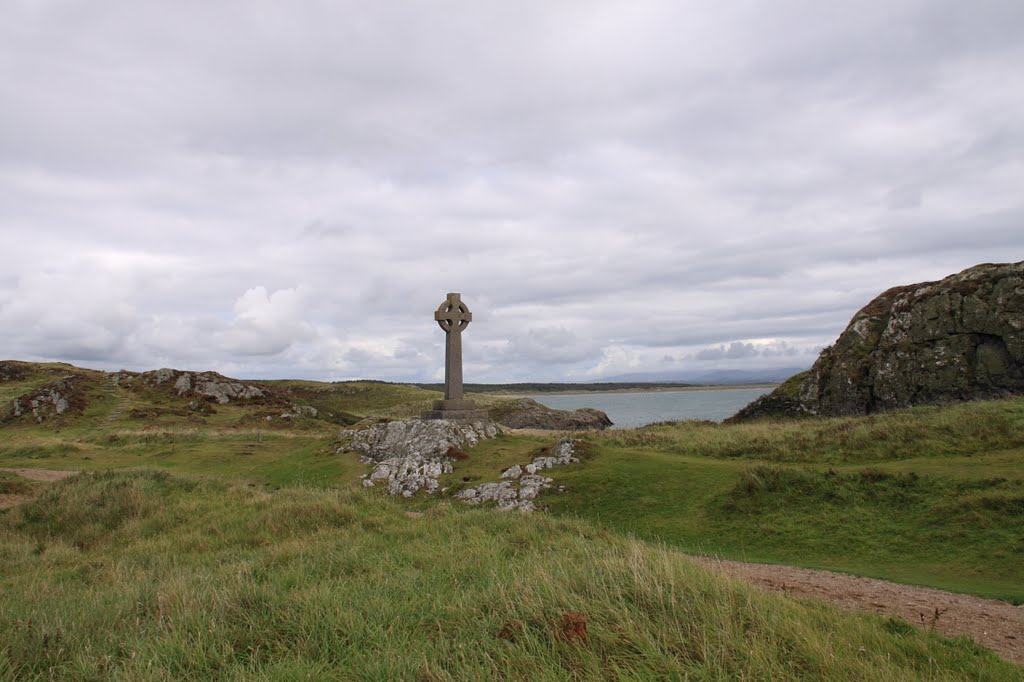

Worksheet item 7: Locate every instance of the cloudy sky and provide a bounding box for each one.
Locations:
[2,1,1022,382]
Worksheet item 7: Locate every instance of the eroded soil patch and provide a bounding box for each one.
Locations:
[0,467,78,482]
[0,468,77,509]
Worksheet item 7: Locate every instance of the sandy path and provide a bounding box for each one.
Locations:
[694,557,1024,666]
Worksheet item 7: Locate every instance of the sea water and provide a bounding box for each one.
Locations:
[532,387,771,428]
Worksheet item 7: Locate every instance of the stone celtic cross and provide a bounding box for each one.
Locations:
[435,292,472,400]
[424,292,487,420]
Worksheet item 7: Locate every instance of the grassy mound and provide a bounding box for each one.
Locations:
[0,471,1017,680]
[605,396,1024,462]
[539,398,1024,601]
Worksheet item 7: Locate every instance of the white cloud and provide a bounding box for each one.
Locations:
[214,286,315,356]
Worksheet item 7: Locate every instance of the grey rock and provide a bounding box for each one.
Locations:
[141,368,269,405]
[455,437,579,512]
[5,377,78,423]
[154,368,176,384]
[500,464,523,479]
[195,379,265,404]
[518,474,553,500]
[343,418,501,462]
[174,374,192,394]
[456,481,518,505]
[343,418,501,497]
[279,404,318,420]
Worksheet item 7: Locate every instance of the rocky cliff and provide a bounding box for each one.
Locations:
[731,262,1024,419]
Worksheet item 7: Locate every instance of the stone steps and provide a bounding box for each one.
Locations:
[99,377,130,424]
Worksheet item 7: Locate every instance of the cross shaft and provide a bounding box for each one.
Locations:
[434,293,472,400]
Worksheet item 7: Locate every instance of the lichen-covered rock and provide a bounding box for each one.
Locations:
[6,378,80,423]
[344,418,501,461]
[731,262,1024,420]
[488,398,612,430]
[500,464,523,479]
[142,368,269,404]
[279,405,318,419]
[460,437,580,512]
[343,418,501,497]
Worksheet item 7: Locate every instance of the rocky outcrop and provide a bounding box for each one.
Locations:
[142,368,270,404]
[457,437,581,511]
[731,262,1024,420]
[342,418,501,497]
[0,361,29,382]
[6,377,82,422]
[488,398,612,430]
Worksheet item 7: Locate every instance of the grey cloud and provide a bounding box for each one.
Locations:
[1,1,1022,381]
[695,342,760,362]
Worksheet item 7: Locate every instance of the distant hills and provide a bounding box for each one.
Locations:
[413,367,806,395]
[596,366,809,385]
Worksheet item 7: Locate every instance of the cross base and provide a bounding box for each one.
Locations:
[422,399,489,421]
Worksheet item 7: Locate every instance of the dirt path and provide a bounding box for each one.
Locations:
[694,557,1024,666]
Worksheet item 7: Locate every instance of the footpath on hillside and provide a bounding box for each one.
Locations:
[694,557,1024,666]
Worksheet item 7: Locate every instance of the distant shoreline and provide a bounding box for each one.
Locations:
[481,383,779,397]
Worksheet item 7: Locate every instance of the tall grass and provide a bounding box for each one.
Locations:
[1,471,1017,680]
[600,396,1024,462]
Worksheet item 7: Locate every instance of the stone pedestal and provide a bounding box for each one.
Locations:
[422,399,489,421]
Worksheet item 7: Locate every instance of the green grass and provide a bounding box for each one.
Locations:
[527,399,1024,602]
[0,428,359,488]
[0,365,357,488]
[0,361,104,405]
[0,470,1018,680]
[603,397,1024,462]
[4,361,1024,674]
[265,380,443,420]
[438,433,555,493]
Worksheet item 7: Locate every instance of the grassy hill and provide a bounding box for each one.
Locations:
[2,361,1023,678]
